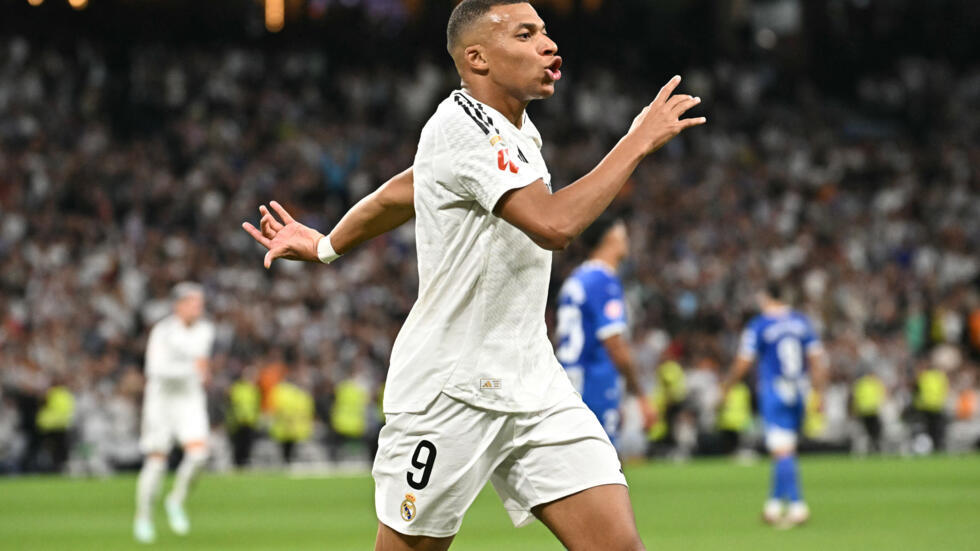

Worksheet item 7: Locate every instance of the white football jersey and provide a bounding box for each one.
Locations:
[384,90,574,413]
[144,314,215,386]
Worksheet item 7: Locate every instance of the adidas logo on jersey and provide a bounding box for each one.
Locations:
[480,379,502,390]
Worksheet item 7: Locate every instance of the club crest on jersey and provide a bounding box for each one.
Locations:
[400,493,417,522]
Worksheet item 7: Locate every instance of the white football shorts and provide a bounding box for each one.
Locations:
[764,425,799,454]
[139,380,209,454]
[373,391,627,537]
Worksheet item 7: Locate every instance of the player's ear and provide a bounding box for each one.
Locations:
[463,45,489,74]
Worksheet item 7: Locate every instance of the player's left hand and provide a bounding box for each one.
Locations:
[242,201,325,269]
[640,397,658,431]
[196,358,211,386]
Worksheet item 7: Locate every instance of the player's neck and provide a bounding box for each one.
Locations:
[586,253,618,273]
[461,83,528,129]
[762,301,790,316]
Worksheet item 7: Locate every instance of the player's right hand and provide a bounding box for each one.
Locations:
[242,201,325,269]
[626,75,706,155]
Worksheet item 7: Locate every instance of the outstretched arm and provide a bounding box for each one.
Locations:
[496,75,705,250]
[330,167,414,254]
[242,167,414,268]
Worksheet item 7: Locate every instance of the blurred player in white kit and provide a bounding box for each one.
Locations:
[133,282,215,544]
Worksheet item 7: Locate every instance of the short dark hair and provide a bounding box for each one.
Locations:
[764,280,788,301]
[446,0,529,53]
[580,212,621,251]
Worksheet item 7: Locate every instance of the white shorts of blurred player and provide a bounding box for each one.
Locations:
[373,391,626,538]
[139,381,209,454]
[764,426,798,455]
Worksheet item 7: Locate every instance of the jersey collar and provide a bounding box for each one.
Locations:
[457,90,543,149]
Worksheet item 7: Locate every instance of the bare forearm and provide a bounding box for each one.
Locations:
[495,136,647,250]
[721,356,752,394]
[329,168,414,254]
[495,76,705,251]
[809,352,829,394]
[604,334,643,396]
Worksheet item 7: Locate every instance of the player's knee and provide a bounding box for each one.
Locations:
[185,448,208,464]
[183,441,209,461]
[770,448,795,459]
[144,454,167,467]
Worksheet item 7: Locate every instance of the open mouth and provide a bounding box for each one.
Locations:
[544,57,563,82]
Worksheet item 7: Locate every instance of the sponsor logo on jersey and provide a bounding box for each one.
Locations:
[497,148,519,173]
[400,493,417,522]
[604,299,624,320]
[480,378,502,390]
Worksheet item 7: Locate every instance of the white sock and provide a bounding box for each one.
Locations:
[136,456,166,521]
[168,448,207,505]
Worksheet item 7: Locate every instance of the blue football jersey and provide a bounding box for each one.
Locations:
[556,261,627,438]
[739,310,822,430]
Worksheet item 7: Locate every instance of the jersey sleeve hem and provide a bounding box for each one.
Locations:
[486,173,546,214]
[596,322,627,340]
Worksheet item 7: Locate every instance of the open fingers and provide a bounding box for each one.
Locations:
[263,246,286,270]
[671,96,702,116]
[269,201,296,225]
[665,94,692,108]
[242,222,272,249]
[678,116,708,129]
[259,206,283,238]
[653,75,681,105]
[259,205,283,229]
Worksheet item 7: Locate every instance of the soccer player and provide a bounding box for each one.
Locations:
[556,213,655,445]
[243,1,705,548]
[720,282,828,528]
[134,282,215,544]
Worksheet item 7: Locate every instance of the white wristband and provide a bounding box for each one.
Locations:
[316,234,341,264]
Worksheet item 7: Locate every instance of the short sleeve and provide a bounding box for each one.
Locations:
[441,97,543,213]
[592,275,627,340]
[738,324,759,360]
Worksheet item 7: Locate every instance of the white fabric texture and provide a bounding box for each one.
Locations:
[384,90,574,413]
[373,392,626,537]
[168,447,208,505]
[765,425,799,453]
[139,382,209,453]
[135,455,166,521]
[144,314,215,381]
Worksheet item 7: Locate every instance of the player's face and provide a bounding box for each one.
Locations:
[609,222,629,260]
[482,4,561,100]
[176,293,204,323]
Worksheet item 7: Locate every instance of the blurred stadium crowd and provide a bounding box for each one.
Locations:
[1,4,979,474]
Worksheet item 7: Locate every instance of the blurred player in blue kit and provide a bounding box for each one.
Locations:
[556,214,655,445]
[721,282,828,527]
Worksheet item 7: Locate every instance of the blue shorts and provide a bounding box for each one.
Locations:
[582,398,620,443]
[760,397,803,432]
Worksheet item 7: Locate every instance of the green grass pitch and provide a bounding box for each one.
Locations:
[1,454,978,550]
